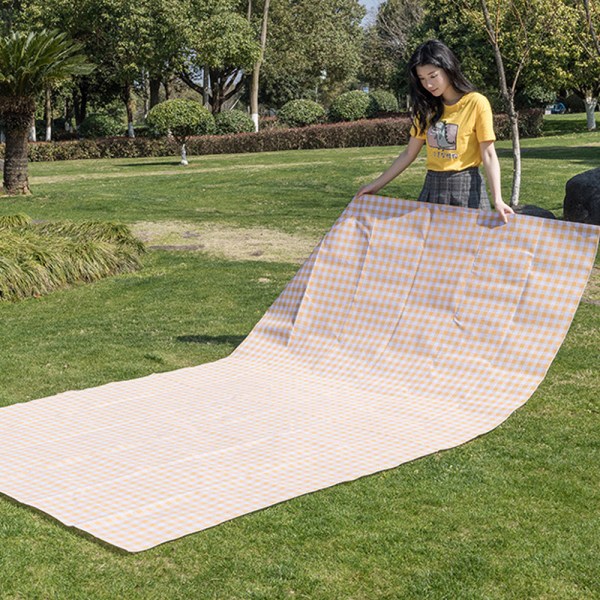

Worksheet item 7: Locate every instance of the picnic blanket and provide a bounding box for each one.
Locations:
[1,196,598,552]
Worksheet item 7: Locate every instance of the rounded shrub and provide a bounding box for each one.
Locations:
[79,113,124,138]
[564,94,585,113]
[368,90,399,116]
[146,99,216,141]
[215,110,255,134]
[278,99,326,128]
[329,90,371,122]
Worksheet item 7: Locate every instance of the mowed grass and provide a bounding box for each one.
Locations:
[0,114,599,599]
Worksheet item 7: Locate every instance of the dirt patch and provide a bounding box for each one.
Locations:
[132,221,319,264]
[133,221,600,293]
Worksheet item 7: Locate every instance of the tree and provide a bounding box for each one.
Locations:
[258,0,365,108]
[570,0,600,129]
[0,29,94,194]
[20,0,186,134]
[474,0,572,204]
[143,0,191,110]
[360,0,426,102]
[179,0,260,114]
[146,98,215,165]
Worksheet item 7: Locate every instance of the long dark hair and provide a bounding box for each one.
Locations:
[408,40,475,136]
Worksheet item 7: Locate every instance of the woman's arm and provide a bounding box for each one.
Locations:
[357,136,425,196]
[480,140,514,223]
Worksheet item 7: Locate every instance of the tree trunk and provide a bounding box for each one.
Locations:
[64,96,74,132]
[479,0,522,207]
[583,0,600,58]
[210,69,223,114]
[203,66,210,108]
[584,94,597,130]
[180,142,188,166]
[73,81,89,128]
[149,77,161,109]
[122,82,136,138]
[164,79,171,101]
[507,97,521,206]
[250,0,270,132]
[45,86,52,141]
[2,111,33,195]
[29,124,36,142]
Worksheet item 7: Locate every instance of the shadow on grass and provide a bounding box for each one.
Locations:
[496,145,600,167]
[177,334,246,347]
[542,120,592,136]
[119,161,182,168]
[0,490,130,555]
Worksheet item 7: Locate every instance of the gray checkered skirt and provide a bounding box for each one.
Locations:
[417,167,490,210]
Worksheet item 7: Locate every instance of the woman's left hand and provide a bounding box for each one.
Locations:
[495,199,514,224]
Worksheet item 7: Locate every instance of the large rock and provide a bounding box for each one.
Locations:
[564,167,600,225]
[514,204,556,220]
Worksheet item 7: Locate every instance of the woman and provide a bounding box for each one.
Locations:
[357,39,514,223]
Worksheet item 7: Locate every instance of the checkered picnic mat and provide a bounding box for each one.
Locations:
[0,196,597,552]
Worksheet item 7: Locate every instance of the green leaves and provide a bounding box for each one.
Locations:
[146,98,216,143]
[278,99,326,127]
[260,0,365,106]
[0,29,94,99]
[0,217,144,302]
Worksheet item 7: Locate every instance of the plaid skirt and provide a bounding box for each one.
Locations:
[417,167,491,210]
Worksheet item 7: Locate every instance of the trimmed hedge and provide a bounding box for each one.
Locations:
[215,110,256,135]
[0,110,544,162]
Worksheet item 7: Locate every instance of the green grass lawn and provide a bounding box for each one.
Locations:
[0,115,598,599]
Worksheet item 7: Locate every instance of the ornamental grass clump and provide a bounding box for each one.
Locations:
[0,216,145,301]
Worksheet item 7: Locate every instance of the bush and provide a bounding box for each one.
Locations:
[0,216,145,302]
[278,99,326,128]
[329,90,371,122]
[79,113,125,138]
[258,116,283,131]
[215,110,255,135]
[515,84,555,109]
[493,108,544,139]
[0,109,544,162]
[368,90,399,117]
[146,99,215,141]
[563,94,586,113]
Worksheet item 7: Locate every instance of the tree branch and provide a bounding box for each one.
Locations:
[583,0,600,57]
[178,69,205,96]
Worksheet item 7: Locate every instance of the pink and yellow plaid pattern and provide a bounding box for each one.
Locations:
[0,196,597,552]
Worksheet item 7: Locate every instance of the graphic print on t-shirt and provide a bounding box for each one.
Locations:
[427,121,458,150]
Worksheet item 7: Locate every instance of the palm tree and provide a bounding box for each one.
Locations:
[0,30,94,195]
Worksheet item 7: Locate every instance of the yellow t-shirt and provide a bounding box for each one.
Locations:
[409,92,496,172]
